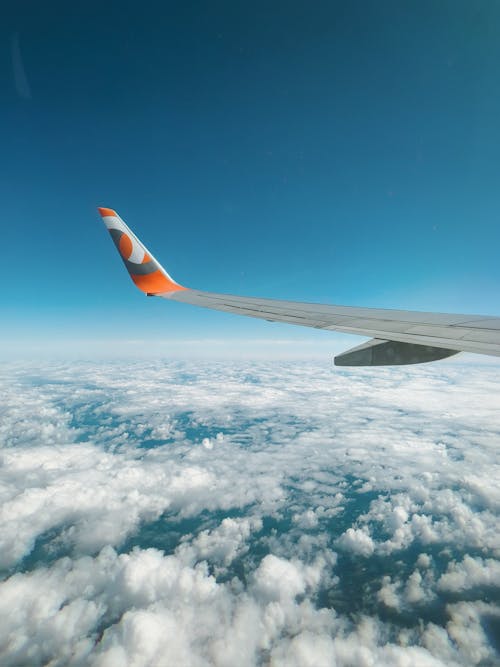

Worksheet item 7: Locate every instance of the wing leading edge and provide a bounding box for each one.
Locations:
[99,208,500,366]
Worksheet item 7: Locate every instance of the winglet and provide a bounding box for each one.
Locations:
[98,207,186,295]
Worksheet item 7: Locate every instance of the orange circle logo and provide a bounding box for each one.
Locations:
[118,233,133,260]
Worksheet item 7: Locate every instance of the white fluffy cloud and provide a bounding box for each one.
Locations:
[337,528,375,557]
[438,555,500,592]
[0,545,470,667]
[0,359,499,666]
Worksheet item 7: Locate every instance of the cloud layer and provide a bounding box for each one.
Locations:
[0,359,499,665]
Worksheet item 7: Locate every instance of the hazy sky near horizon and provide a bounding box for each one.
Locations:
[2,1,500,356]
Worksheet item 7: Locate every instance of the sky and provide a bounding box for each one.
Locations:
[0,0,500,360]
[2,0,500,357]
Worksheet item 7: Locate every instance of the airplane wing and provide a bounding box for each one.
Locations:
[98,207,500,366]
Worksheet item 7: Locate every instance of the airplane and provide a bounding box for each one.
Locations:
[98,207,500,366]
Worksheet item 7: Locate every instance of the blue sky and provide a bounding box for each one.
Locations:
[2,1,500,356]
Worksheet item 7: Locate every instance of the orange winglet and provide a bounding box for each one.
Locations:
[98,207,117,217]
[99,205,187,295]
[131,271,186,295]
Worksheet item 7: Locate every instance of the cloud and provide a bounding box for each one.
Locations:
[253,554,325,602]
[0,545,457,667]
[438,555,500,593]
[0,359,499,665]
[337,528,375,557]
[443,601,500,666]
[177,516,263,571]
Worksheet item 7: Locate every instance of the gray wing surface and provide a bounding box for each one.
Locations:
[99,207,500,366]
[163,289,500,365]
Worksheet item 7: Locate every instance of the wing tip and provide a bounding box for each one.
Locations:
[99,205,188,296]
[98,207,118,217]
